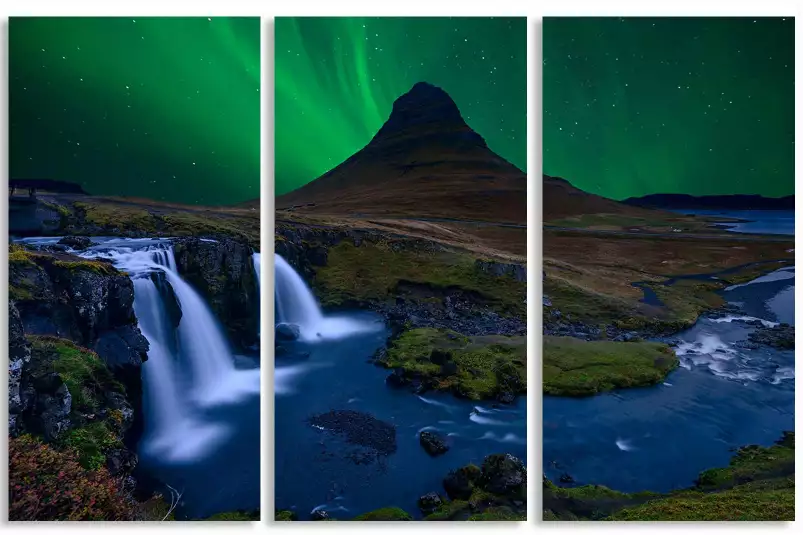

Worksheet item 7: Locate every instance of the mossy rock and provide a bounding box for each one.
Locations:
[59,421,122,470]
[353,507,413,521]
[543,336,678,396]
[275,510,297,521]
[381,328,526,400]
[205,510,260,521]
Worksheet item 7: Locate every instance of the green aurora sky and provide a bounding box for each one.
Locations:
[10,17,260,205]
[275,17,527,196]
[544,17,794,200]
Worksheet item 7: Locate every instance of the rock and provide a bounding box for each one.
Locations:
[9,302,32,436]
[276,323,301,341]
[748,323,794,350]
[440,361,458,377]
[419,431,449,456]
[559,472,574,484]
[443,464,481,500]
[386,369,412,388]
[310,510,329,521]
[57,236,92,250]
[480,453,527,495]
[474,259,526,282]
[543,295,552,307]
[417,492,443,515]
[496,391,515,404]
[172,237,259,350]
[308,410,397,456]
[37,381,72,441]
[107,448,138,476]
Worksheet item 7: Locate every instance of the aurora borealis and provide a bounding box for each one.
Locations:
[544,17,794,200]
[10,17,260,205]
[275,17,526,196]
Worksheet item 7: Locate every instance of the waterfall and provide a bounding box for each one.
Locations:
[253,252,261,287]
[274,253,380,341]
[75,239,259,461]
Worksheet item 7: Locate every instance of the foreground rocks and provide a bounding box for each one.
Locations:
[748,322,794,350]
[308,410,397,456]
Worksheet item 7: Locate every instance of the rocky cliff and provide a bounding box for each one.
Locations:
[172,237,260,350]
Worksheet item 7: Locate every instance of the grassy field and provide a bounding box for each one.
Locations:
[544,228,794,331]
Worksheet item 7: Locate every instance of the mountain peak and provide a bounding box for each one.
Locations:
[372,81,484,147]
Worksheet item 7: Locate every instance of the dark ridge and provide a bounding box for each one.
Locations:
[9,179,88,194]
[623,193,795,211]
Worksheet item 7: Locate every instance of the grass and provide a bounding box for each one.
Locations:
[275,510,297,521]
[354,507,413,521]
[314,241,525,316]
[52,258,118,275]
[59,421,122,470]
[543,336,678,396]
[204,510,260,521]
[379,328,527,400]
[75,201,157,233]
[28,336,124,411]
[548,213,710,233]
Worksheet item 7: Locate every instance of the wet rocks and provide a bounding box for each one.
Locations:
[480,453,527,495]
[276,323,301,341]
[172,237,259,350]
[419,431,449,456]
[310,510,330,521]
[9,302,32,436]
[417,492,443,515]
[308,410,397,456]
[748,322,794,350]
[443,464,481,500]
[57,236,92,250]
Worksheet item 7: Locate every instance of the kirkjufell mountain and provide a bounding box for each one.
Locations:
[276,82,526,224]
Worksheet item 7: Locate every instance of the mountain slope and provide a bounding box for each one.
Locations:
[276,82,526,224]
[542,175,663,222]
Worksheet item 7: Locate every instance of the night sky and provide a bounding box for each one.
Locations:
[275,17,526,196]
[544,17,794,200]
[10,17,260,205]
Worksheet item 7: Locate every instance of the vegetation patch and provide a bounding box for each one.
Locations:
[543,336,678,396]
[204,510,260,521]
[59,422,122,470]
[379,328,526,400]
[9,434,136,521]
[354,507,413,521]
[315,241,525,316]
[29,335,124,412]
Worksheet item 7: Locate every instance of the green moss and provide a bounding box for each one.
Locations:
[316,241,525,316]
[53,258,118,275]
[275,510,297,521]
[28,336,124,411]
[60,422,121,470]
[607,478,794,521]
[381,328,526,400]
[354,507,413,521]
[9,244,36,266]
[696,434,795,490]
[543,336,678,396]
[468,507,526,521]
[161,212,258,246]
[424,500,471,521]
[75,201,157,233]
[205,510,260,521]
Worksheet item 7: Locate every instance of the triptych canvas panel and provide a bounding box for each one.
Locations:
[6,14,794,523]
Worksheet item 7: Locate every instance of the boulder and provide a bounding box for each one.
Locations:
[310,510,329,521]
[57,236,92,250]
[480,453,527,495]
[9,302,32,436]
[443,464,480,500]
[417,492,443,515]
[276,323,301,341]
[419,431,449,456]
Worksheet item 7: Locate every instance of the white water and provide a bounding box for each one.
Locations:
[274,253,380,341]
[74,239,259,461]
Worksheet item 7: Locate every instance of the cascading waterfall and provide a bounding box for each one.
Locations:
[76,239,259,462]
[274,253,379,341]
